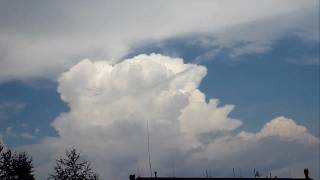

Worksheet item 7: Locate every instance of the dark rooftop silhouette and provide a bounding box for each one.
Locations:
[129,169,313,180]
[133,178,310,180]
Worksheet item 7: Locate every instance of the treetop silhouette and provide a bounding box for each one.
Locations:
[48,147,99,180]
[0,142,35,180]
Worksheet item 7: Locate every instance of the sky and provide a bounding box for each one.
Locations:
[0,0,319,179]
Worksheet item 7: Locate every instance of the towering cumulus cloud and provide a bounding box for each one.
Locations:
[27,54,318,179]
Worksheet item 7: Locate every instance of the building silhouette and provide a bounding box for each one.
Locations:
[129,169,313,180]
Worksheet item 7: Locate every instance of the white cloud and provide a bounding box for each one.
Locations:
[34,128,40,134]
[4,127,17,138]
[180,97,241,136]
[0,0,318,82]
[0,101,26,124]
[1,126,37,140]
[255,116,318,143]
[286,57,320,66]
[19,54,318,180]
[192,117,319,178]
[20,132,36,140]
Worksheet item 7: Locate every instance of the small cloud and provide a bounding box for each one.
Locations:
[229,42,271,58]
[286,57,320,66]
[0,102,26,111]
[2,126,37,140]
[4,126,18,138]
[20,132,36,140]
[21,123,29,129]
[34,128,40,134]
[5,126,12,133]
[0,101,26,121]
[193,48,222,64]
[259,116,318,144]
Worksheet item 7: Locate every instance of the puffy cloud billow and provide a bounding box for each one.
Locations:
[24,54,318,179]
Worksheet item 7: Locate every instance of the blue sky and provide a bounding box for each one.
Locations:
[0,1,319,179]
[0,80,67,146]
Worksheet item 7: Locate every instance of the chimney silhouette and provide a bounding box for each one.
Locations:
[304,168,309,179]
[129,174,136,180]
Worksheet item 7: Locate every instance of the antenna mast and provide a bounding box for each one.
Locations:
[146,119,153,177]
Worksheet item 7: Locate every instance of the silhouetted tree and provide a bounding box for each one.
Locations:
[12,152,35,180]
[0,144,14,179]
[0,143,35,180]
[49,148,99,180]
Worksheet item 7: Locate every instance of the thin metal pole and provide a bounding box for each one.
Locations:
[147,119,153,177]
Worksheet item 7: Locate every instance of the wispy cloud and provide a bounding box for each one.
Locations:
[1,126,38,140]
[0,101,26,121]
[20,132,36,140]
[286,57,320,66]
[0,0,318,82]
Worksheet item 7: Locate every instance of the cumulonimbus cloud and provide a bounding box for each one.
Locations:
[21,54,318,180]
